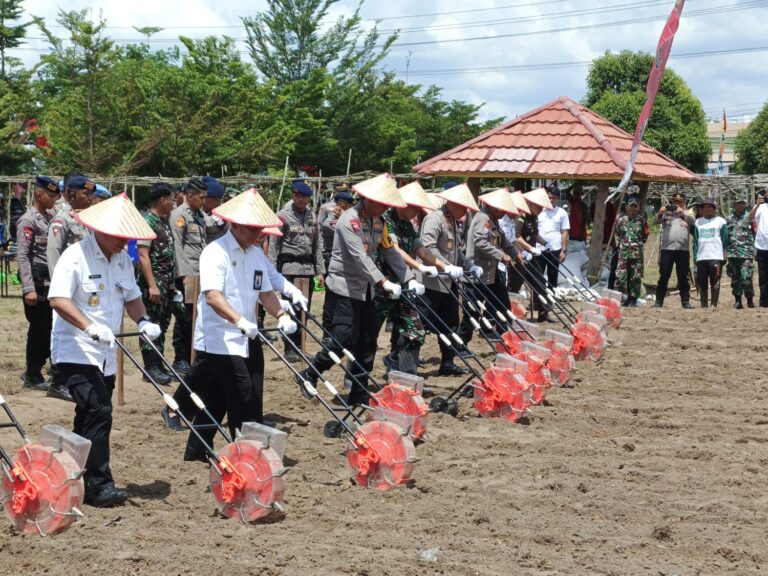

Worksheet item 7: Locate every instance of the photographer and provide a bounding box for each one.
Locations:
[749,190,768,307]
[654,192,694,309]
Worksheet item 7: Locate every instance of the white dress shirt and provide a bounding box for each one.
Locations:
[194,230,285,357]
[537,206,570,250]
[754,203,768,251]
[49,234,141,375]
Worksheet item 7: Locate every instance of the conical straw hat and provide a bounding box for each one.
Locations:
[353,173,406,208]
[524,187,553,209]
[213,187,282,228]
[75,193,156,240]
[398,181,433,211]
[426,193,446,210]
[262,226,284,237]
[436,183,479,212]
[479,187,519,215]
[510,190,531,215]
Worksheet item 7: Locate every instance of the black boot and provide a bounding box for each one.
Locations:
[700,290,708,308]
[746,295,755,308]
[711,287,720,309]
[681,299,694,309]
[143,365,172,386]
[654,298,664,308]
[734,295,743,309]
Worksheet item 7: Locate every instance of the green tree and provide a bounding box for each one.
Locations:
[733,101,768,174]
[0,0,28,80]
[583,50,710,173]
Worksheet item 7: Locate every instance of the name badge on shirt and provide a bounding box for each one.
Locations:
[253,270,263,290]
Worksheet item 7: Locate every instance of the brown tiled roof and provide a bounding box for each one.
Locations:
[413,96,699,183]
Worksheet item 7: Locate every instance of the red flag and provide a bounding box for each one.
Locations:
[609,0,686,201]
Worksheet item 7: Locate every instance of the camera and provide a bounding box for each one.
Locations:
[666,205,676,213]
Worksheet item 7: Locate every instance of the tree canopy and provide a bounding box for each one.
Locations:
[733,101,768,174]
[583,50,711,173]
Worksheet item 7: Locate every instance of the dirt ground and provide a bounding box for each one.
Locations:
[1,289,767,576]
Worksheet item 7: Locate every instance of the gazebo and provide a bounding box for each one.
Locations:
[412,95,700,279]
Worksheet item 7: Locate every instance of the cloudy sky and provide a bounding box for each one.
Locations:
[13,0,768,124]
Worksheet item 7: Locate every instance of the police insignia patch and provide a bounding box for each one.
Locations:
[175,216,185,228]
[350,218,361,233]
[51,223,62,237]
[23,227,33,241]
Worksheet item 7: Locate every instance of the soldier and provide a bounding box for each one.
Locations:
[17,176,61,390]
[201,176,228,243]
[321,189,354,272]
[169,177,208,375]
[269,179,325,362]
[726,194,755,308]
[693,197,728,309]
[48,194,161,507]
[420,184,479,376]
[615,195,649,307]
[654,191,694,309]
[136,183,183,386]
[46,174,96,401]
[296,174,414,406]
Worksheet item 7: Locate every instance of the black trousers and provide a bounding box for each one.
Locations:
[696,259,722,295]
[183,342,265,459]
[758,249,768,307]
[513,259,547,312]
[310,288,377,406]
[608,249,619,290]
[536,249,561,289]
[60,363,115,494]
[23,297,52,375]
[458,274,510,345]
[424,287,460,366]
[281,274,314,352]
[171,303,193,363]
[656,249,690,303]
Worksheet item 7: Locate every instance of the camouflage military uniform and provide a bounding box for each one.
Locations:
[374,208,425,374]
[615,214,648,299]
[726,211,755,298]
[137,212,184,364]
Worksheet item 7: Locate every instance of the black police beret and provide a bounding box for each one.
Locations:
[36,176,60,193]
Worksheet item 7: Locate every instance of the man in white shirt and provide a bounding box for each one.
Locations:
[49,194,162,508]
[536,184,570,289]
[693,197,729,308]
[180,189,302,463]
[749,190,768,307]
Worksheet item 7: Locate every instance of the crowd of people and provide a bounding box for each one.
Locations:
[5,173,768,509]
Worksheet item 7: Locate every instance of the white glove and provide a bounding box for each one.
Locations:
[544,241,554,251]
[282,282,308,312]
[172,290,184,304]
[407,279,425,296]
[235,317,260,339]
[531,247,542,256]
[417,264,439,278]
[277,314,298,335]
[278,299,294,314]
[85,323,115,348]
[382,280,402,299]
[138,319,162,341]
[469,265,483,278]
[445,264,464,280]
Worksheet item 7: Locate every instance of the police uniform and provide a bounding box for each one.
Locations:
[654,193,694,308]
[17,176,60,387]
[512,213,549,313]
[47,179,94,278]
[202,176,229,243]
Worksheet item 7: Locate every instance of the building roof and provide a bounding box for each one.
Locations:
[413,96,699,183]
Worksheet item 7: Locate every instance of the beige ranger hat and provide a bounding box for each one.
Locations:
[436,183,480,212]
[75,192,156,240]
[524,187,554,210]
[510,190,531,215]
[478,187,519,216]
[398,181,433,211]
[353,173,406,208]
[213,187,282,228]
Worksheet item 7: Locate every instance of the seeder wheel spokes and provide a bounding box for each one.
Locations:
[346,421,416,490]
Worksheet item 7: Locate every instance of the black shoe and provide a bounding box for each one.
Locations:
[682,301,694,309]
[385,319,393,333]
[746,296,755,308]
[171,359,190,377]
[46,382,74,402]
[420,386,434,398]
[734,296,743,309]
[294,369,317,400]
[438,362,469,376]
[654,300,664,308]
[143,365,172,386]
[456,348,473,359]
[283,348,301,363]
[21,371,49,391]
[183,452,210,464]
[263,332,277,343]
[160,406,185,431]
[85,486,128,508]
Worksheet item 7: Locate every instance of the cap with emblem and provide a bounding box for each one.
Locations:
[202,176,225,198]
[213,187,283,229]
[35,176,60,194]
[398,181,433,212]
[75,193,156,240]
[353,173,406,208]
[291,179,314,197]
[67,175,94,191]
[436,183,479,212]
[510,190,531,215]
[333,190,354,204]
[94,184,112,199]
[523,187,554,210]
[671,191,685,201]
[626,195,641,206]
[697,196,717,209]
[479,187,519,215]
[149,182,173,200]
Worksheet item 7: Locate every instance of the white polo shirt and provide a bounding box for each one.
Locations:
[194,230,285,357]
[49,234,141,375]
[754,203,768,251]
[695,216,727,261]
[537,206,570,251]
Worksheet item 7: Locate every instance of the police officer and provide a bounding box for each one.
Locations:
[654,192,694,309]
[202,176,228,243]
[420,183,478,376]
[92,184,112,204]
[17,176,61,390]
[46,174,96,401]
[137,183,185,387]
[726,193,756,309]
[169,177,208,374]
[269,179,325,362]
[296,174,413,406]
[321,189,354,272]
[48,194,161,507]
